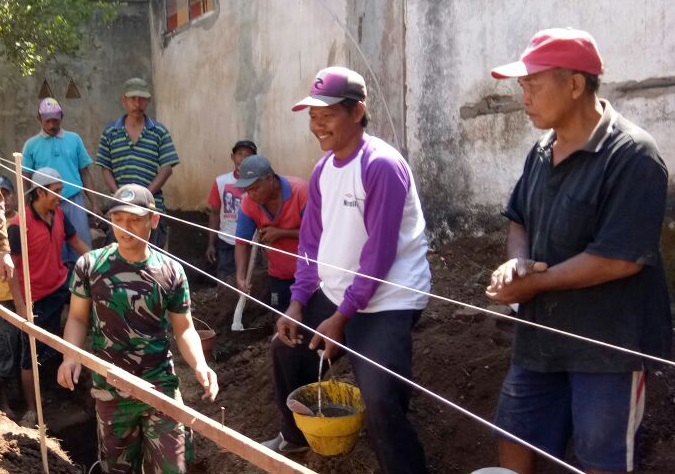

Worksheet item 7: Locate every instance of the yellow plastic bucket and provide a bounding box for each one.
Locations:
[288,380,366,456]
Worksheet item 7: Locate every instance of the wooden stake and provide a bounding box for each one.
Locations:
[12,152,50,474]
[0,304,316,474]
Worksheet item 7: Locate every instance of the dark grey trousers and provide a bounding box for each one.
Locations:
[271,289,427,474]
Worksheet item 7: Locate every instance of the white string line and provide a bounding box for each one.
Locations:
[15,165,584,473]
[6,163,657,473]
[7,159,674,370]
[3,161,633,473]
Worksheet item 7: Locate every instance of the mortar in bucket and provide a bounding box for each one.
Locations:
[287,380,365,456]
[192,317,216,359]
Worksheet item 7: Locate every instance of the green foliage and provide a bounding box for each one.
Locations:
[0,0,118,76]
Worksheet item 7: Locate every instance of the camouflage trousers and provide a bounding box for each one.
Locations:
[95,391,192,474]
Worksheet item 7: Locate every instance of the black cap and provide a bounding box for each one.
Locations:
[232,140,257,154]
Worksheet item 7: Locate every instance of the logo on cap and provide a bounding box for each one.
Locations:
[119,189,136,202]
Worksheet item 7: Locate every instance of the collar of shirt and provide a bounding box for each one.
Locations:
[279,175,292,202]
[113,114,156,130]
[29,202,55,229]
[38,129,65,139]
[537,99,618,154]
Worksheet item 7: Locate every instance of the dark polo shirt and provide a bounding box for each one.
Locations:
[505,100,671,372]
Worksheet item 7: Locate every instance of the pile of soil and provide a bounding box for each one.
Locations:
[0,414,79,473]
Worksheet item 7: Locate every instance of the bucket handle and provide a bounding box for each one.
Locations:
[317,350,333,382]
[316,351,335,416]
[192,316,213,332]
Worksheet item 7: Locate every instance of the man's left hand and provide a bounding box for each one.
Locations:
[486,272,543,304]
[309,311,348,360]
[0,252,14,282]
[195,364,219,401]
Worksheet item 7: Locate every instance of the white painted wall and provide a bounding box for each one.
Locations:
[149,0,345,209]
[149,0,407,210]
[406,0,675,235]
[149,0,675,236]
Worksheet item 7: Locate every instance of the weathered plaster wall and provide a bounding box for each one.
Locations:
[407,0,675,237]
[148,0,406,210]
[148,0,674,238]
[0,3,152,191]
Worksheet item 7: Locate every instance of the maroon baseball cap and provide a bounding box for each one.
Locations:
[491,28,603,79]
[292,66,367,111]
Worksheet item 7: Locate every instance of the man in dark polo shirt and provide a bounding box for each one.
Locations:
[8,167,90,427]
[486,29,671,473]
[96,77,180,249]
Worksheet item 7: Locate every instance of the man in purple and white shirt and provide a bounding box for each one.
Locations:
[262,66,431,474]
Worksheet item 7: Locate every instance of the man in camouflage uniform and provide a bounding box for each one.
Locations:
[57,184,219,474]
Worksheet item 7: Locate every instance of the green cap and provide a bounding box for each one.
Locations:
[123,78,152,98]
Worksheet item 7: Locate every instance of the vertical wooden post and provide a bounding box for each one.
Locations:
[13,153,50,473]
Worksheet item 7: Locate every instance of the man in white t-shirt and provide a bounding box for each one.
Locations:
[262,67,431,474]
[205,140,257,281]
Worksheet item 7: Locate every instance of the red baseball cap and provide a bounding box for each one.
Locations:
[491,28,603,79]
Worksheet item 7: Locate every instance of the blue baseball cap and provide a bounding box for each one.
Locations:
[234,155,274,188]
[0,176,14,193]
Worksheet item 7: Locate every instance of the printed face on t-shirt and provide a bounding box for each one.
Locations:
[224,192,234,213]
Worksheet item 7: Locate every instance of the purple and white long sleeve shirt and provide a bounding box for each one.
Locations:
[290,134,430,317]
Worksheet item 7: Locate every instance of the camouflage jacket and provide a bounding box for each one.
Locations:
[70,244,190,400]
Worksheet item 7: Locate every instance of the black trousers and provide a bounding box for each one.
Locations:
[271,290,427,474]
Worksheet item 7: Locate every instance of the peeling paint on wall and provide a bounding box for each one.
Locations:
[405,1,473,239]
[143,0,675,241]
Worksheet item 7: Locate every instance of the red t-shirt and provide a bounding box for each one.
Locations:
[236,176,308,279]
[9,206,74,301]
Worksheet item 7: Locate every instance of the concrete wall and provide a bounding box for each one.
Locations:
[148,0,406,210]
[407,0,675,238]
[148,0,675,238]
[0,2,152,192]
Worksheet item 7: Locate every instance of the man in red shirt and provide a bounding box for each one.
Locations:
[8,167,90,426]
[234,155,308,313]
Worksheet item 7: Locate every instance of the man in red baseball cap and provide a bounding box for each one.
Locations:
[486,28,671,474]
[490,27,603,79]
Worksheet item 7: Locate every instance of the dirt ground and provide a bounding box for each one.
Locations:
[0,217,673,473]
[0,414,77,473]
[179,227,675,474]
